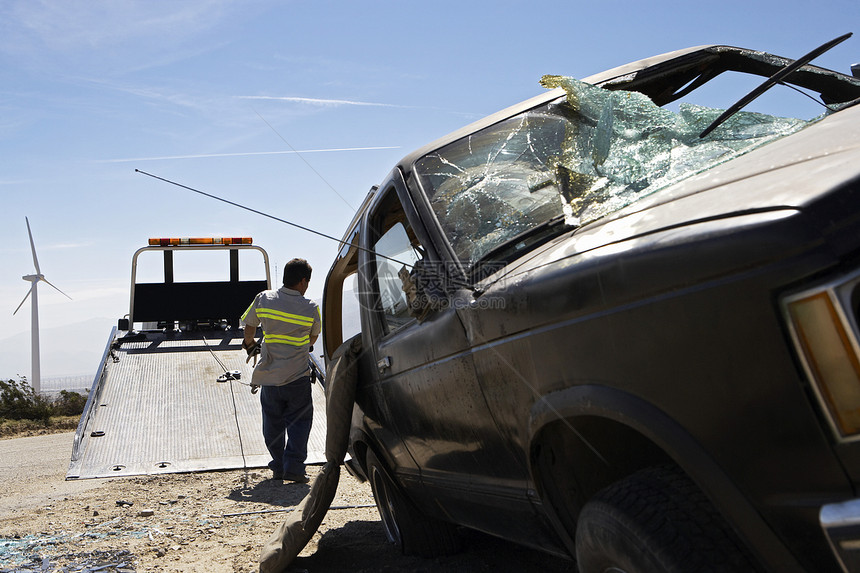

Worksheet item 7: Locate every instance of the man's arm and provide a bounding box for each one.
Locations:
[244,325,257,346]
[242,325,261,376]
[309,305,321,348]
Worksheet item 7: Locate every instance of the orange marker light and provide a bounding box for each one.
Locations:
[787,291,860,438]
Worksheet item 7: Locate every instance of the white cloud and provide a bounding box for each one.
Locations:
[0,0,267,77]
[97,146,400,163]
[0,178,35,186]
[0,0,240,55]
[41,242,93,251]
[238,95,407,108]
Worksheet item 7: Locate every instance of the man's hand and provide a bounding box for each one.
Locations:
[242,338,261,366]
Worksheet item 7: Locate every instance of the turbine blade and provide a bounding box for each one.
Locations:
[41,277,73,301]
[13,286,33,315]
[25,217,41,274]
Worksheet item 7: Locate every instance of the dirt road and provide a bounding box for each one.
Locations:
[0,432,573,572]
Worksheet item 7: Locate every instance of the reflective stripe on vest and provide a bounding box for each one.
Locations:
[255,308,315,327]
[264,333,311,346]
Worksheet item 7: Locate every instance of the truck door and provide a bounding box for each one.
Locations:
[360,173,534,534]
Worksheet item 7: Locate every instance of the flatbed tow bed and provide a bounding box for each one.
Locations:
[66,237,328,480]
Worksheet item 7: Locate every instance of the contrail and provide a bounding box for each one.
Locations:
[98,146,399,163]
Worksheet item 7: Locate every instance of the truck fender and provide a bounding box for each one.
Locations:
[526,384,804,573]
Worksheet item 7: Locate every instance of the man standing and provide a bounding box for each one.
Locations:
[241,258,321,483]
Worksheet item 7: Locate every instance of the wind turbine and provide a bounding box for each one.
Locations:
[13,217,72,394]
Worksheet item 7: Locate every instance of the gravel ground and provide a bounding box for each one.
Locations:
[0,432,574,572]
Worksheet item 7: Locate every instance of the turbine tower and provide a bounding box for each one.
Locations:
[13,217,72,394]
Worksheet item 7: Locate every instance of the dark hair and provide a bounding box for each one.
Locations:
[283,258,312,287]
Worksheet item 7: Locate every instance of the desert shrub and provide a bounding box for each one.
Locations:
[0,377,85,422]
[53,389,88,416]
[0,377,51,421]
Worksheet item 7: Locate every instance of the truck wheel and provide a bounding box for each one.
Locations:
[365,449,460,557]
[575,465,761,573]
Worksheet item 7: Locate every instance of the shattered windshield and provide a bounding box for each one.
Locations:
[414,76,812,271]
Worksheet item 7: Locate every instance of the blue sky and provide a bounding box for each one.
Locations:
[1,0,858,380]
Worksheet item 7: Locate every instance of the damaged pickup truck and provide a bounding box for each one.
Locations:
[321,37,860,572]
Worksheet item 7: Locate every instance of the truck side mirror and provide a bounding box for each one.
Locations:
[398,260,447,321]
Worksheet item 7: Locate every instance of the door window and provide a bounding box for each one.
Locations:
[373,222,422,334]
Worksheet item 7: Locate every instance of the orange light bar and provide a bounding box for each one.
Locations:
[148,237,253,246]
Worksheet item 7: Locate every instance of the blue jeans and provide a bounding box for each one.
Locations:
[260,377,313,476]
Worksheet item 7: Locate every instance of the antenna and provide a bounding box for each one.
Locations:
[135,169,411,267]
[13,217,72,394]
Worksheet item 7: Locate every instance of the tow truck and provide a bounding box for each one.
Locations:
[67,237,328,480]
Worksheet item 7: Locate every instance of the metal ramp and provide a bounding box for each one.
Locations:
[67,330,327,480]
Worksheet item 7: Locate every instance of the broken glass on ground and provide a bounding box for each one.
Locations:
[414,76,814,273]
[0,539,136,572]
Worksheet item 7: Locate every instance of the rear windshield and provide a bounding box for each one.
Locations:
[414,77,812,271]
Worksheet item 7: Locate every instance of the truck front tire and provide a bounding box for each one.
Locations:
[575,465,761,573]
[365,449,460,557]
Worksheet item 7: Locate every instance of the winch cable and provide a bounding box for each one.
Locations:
[202,335,250,483]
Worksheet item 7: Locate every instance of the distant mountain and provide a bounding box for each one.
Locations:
[0,317,117,381]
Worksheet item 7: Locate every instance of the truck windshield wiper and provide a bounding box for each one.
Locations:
[699,32,852,138]
[472,214,574,276]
